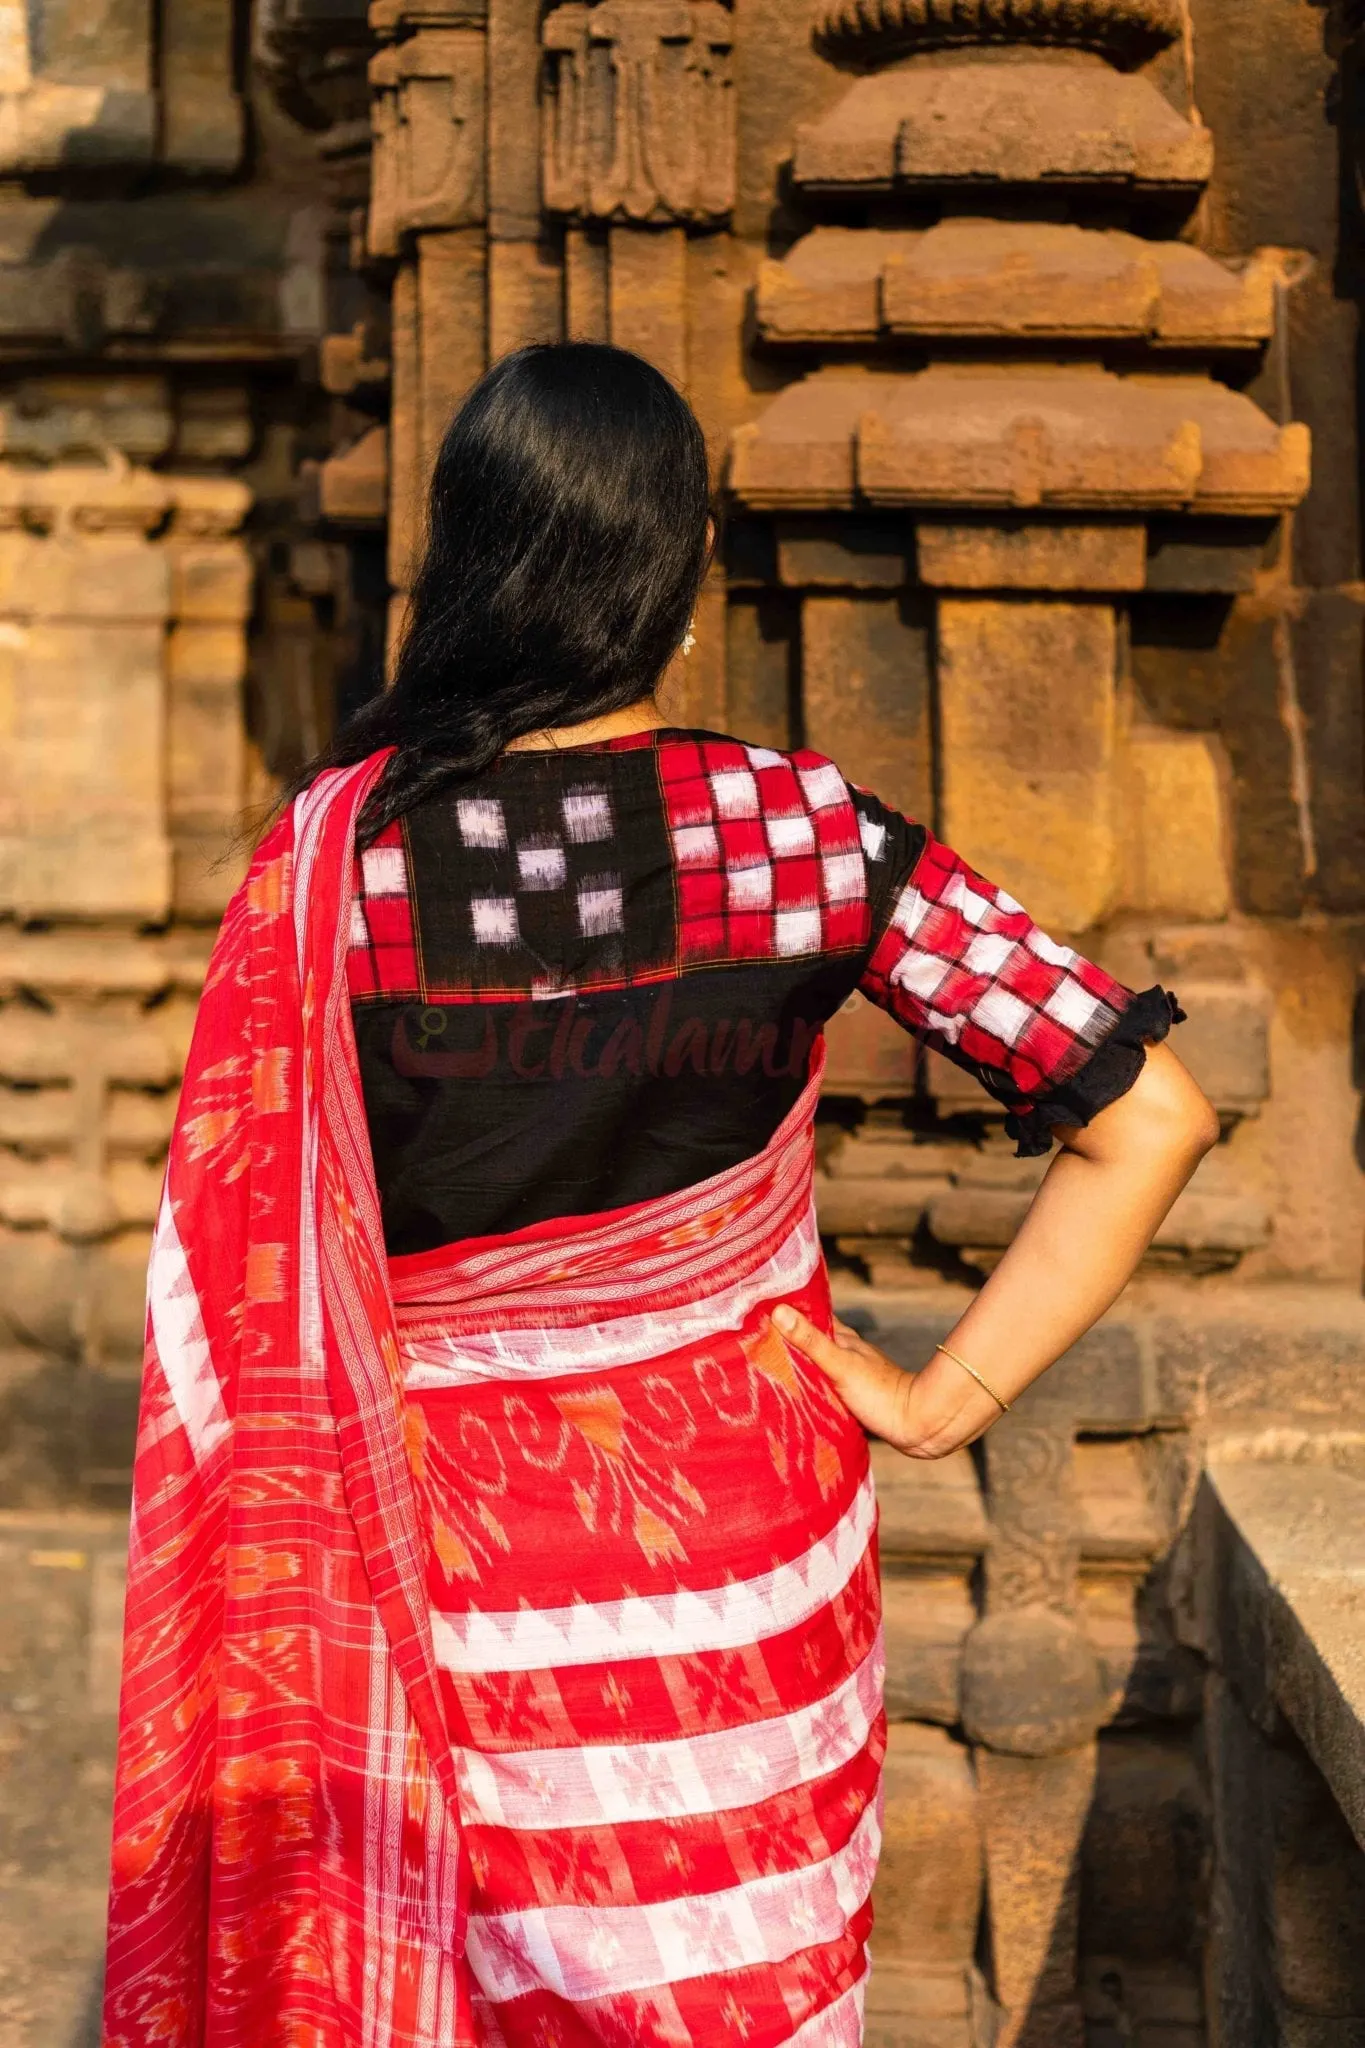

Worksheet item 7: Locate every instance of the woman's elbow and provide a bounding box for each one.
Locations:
[1147,1044,1220,1161]
[1186,1086,1222,1160]
[1068,1043,1220,1168]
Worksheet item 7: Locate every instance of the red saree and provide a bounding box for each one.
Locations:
[104,754,884,2048]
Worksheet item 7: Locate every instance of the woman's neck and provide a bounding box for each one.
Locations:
[502,698,668,753]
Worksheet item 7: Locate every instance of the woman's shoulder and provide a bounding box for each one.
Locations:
[659,730,921,852]
[650,727,854,797]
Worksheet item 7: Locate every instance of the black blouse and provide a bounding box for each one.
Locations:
[347,729,1178,1255]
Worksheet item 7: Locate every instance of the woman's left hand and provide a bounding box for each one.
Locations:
[771,1305,1005,1460]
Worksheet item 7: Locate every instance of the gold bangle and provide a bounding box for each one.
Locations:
[935,1342,1011,1412]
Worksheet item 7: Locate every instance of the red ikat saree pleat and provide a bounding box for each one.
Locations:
[103,751,884,2048]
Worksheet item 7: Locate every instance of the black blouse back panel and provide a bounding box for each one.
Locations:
[348,729,1148,1256]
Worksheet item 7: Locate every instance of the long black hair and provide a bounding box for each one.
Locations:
[290,342,713,845]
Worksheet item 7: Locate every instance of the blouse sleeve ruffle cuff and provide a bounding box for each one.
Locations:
[1004,986,1186,1159]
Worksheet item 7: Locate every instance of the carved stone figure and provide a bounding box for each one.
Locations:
[542,0,735,223]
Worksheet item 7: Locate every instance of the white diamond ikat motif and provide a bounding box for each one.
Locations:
[563,788,613,843]
[472,896,519,945]
[518,842,568,891]
[457,797,507,849]
[578,878,624,936]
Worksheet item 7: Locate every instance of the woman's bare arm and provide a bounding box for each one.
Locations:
[774,1041,1219,1459]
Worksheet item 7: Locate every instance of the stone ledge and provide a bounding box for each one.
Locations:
[1201,1450,1365,1852]
[0,197,314,360]
[836,1279,1365,1431]
[757,224,1273,352]
[730,370,1311,518]
[0,926,212,996]
[793,63,1212,196]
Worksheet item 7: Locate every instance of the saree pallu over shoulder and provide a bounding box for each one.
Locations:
[104,753,880,2048]
[105,753,472,2048]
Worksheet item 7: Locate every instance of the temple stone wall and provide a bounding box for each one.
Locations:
[0,3,1362,2044]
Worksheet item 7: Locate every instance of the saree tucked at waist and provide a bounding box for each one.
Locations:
[103,755,885,2048]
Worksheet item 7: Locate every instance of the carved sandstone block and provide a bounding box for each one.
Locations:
[488,237,564,360]
[608,224,687,392]
[962,1609,1109,1757]
[814,1167,939,1237]
[881,1570,977,1724]
[871,1439,990,1566]
[928,1167,1270,1269]
[731,371,1310,519]
[883,225,1273,351]
[564,224,610,342]
[1074,1439,1165,1566]
[1169,978,1271,1115]
[370,1,490,33]
[388,260,423,592]
[369,27,487,256]
[724,590,795,748]
[794,64,1212,197]
[982,1415,1082,1614]
[0,613,170,921]
[419,227,489,474]
[937,597,1118,934]
[870,1723,983,1995]
[0,529,166,622]
[0,80,155,174]
[318,424,390,526]
[801,591,932,820]
[860,374,1306,519]
[543,0,734,225]
[0,1010,181,1091]
[756,227,918,344]
[775,518,907,590]
[166,541,252,624]
[759,223,1273,353]
[916,521,1146,593]
[1118,726,1231,922]
[166,627,248,919]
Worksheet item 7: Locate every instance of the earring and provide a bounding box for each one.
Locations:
[681,617,697,657]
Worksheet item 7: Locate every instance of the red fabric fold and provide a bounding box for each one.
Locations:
[104,755,473,2048]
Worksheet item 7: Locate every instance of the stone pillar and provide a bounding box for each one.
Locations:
[0,462,252,925]
[370,2,492,642]
[541,0,737,718]
[488,0,561,358]
[867,1723,986,2046]
[0,460,248,1458]
[726,0,1314,2003]
[164,480,254,919]
[388,259,424,618]
[0,466,173,921]
[961,1407,1107,2048]
[542,0,737,384]
[608,223,688,392]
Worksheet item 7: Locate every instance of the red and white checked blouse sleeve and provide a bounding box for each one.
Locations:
[852,790,1182,1154]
